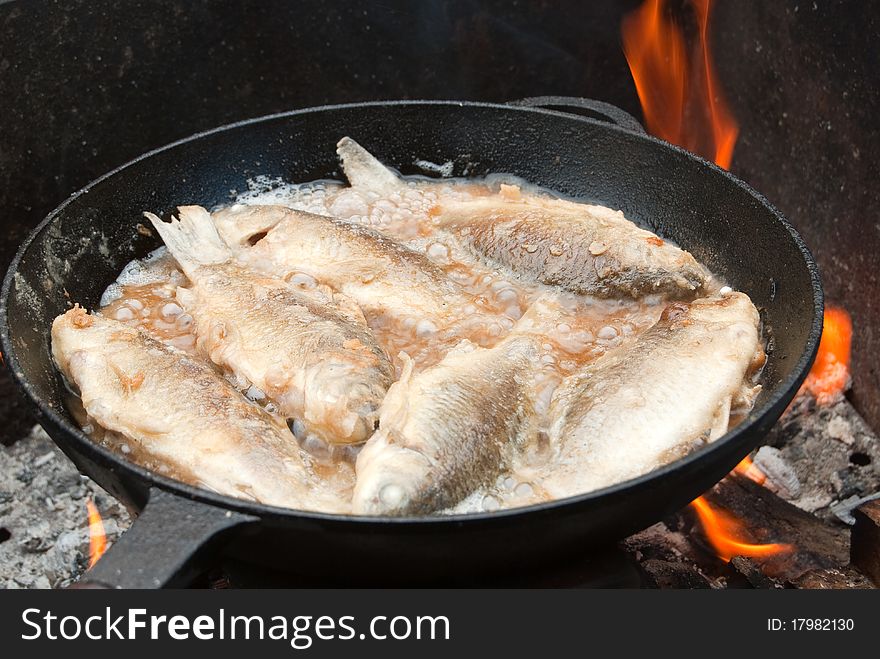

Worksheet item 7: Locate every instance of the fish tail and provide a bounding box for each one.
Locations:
[395,351,415,386]
[336,136,402,190]
[145,206,231,274]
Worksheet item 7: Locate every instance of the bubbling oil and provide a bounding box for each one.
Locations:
[89,173,712,514]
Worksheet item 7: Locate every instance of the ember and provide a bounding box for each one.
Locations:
[800,305,853,406]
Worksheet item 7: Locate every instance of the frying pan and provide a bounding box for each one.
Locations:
[0,98,823,588]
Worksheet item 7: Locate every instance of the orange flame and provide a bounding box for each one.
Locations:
[690,495,791,562]
[690,457,786,562]
[622,0,739,168]
[86,498,108,568]
[733,455,766,486]
[800,305,853,405]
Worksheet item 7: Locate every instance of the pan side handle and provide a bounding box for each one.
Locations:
[72,488,258,589]
[508,96,646,135]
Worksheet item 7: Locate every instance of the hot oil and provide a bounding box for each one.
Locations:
[99,247,197,353]
[89,175,697,514]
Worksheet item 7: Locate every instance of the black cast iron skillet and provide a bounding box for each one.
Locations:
[0,98,822,588]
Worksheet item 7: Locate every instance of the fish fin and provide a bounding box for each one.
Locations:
[336,137,402,191]
[510,292,570,337]
[212,204,287,247]
[175,286,196,309]
[145,206,231,275]
[732,383,762,413]
[328,290,368,327]
[708,395,732,441]
[310,256,388,284]
[395,351,415,384]
[375,352,416,430]
[291,284,368,327]
[344,258,389,280]
[433,196,522,227]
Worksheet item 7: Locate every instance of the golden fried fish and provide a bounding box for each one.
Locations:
[333,136,709,300]
[147,206,393,444]
[212,204,474,328]
[534,291,763,498]
[352,335,540,515]
[51,307,344,511]
[435,195,709,299]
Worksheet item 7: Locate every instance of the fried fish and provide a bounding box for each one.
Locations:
[51,307,343,511]
[434,195,709,299]
[534,291,763,498]
[333,137,709,300]
[147,206,393,444]
[352,335,540,515]
[212,204,474,327]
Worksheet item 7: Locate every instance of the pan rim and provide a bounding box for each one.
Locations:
[0,99,824,527]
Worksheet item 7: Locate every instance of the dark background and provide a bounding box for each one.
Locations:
[1,0,878,439]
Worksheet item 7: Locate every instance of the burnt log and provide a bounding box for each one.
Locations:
[850,499,880,586]
[699,475,850,581]
[620,473,857,588]
[725,556,782,589]
[791,567,876,589]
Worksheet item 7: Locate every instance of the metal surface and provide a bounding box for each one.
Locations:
[0,99,823,587]
[509,96,646,134]
[82,489,257,589]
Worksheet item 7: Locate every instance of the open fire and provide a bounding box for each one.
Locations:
[79,2,858,581]
[734,456,766,486]
[622,0,738,169]
[85,498,108,568]
[622,0,856,565]
[800,305,853,406]
[690,496,791,562]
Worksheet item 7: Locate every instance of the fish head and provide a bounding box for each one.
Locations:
[301,358,386,444]
[685,291,760,329]
[665,291,761,360]
[352,429,433,515]
[51,307,134,369]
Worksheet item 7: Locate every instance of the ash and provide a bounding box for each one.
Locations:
[0,425,131,589]
[762,398,880,523]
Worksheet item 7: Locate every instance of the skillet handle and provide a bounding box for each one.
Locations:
[508,96,646,134]
[72,488,258,589]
